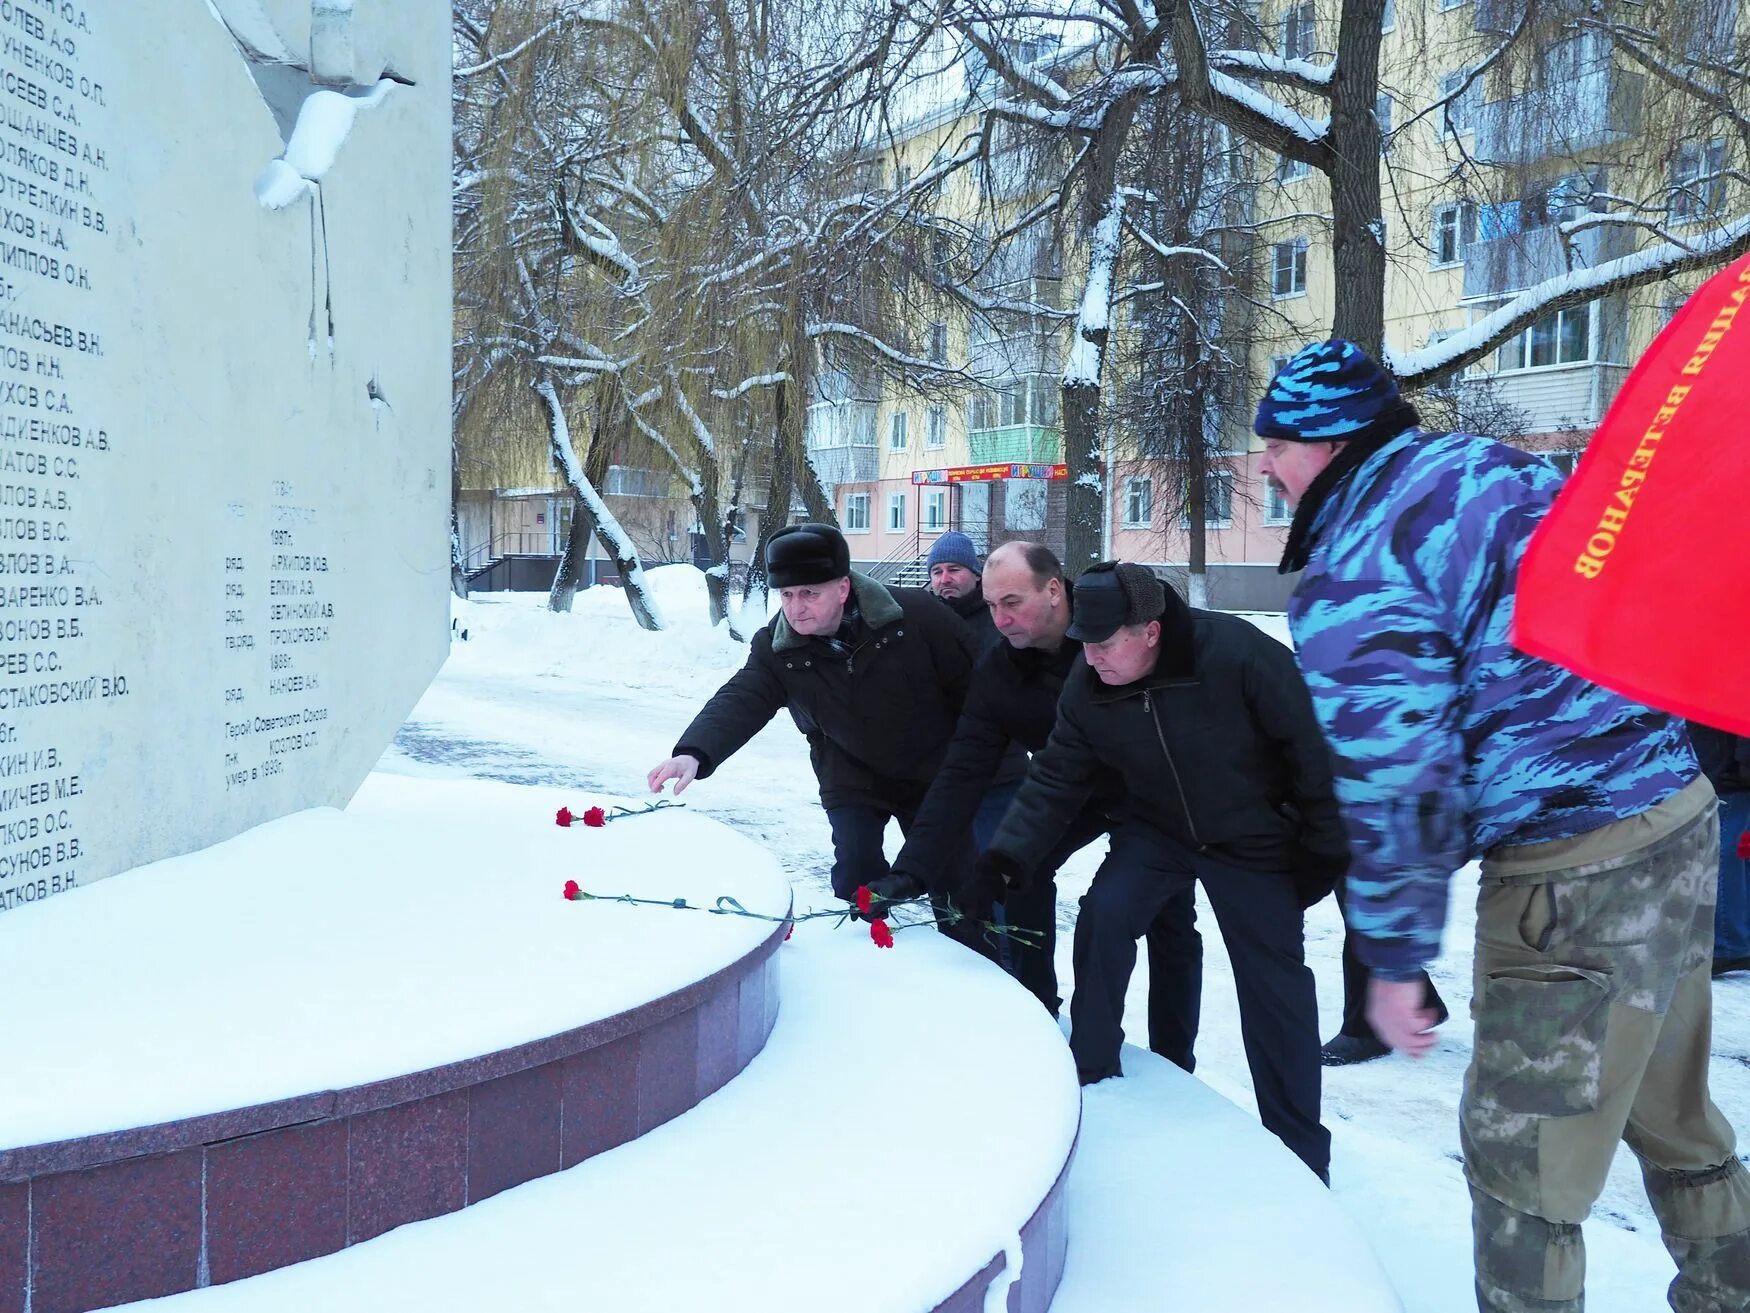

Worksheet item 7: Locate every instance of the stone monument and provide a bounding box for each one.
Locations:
[0,0,451,913]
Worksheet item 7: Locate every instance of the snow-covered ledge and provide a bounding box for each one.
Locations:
[0,778,788,1313]
[45,901,1081,1313]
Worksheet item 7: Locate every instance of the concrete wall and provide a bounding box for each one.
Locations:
[0,1,452,911]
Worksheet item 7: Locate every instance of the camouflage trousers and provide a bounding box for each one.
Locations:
[1463,776,1750,1313]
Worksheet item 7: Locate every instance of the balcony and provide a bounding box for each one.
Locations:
[807,442,878,487]
[1462,222,1635,299]
[968,425,1061,464]
[1466,363,1630,435]
[1472,67,1643,165]
[1473,0,1526,35]
[603,465,671,498]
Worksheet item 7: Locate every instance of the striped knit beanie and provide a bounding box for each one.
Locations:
[1254,339,1418,445]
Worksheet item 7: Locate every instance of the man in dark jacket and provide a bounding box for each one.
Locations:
[875,543,1202,1066]
[647,523,982,922]
[1691,722,1750,976]
[973,561,1345,1181]
[925,530,1002,657]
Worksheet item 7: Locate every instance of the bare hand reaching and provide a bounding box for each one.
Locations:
[647,754,701,796]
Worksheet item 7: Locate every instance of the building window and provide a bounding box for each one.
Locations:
[1375,93,1393,151]
[1276,153,1311,183]
[1544,451,1584,478]
[1431,201,1476,266]
[1437,70,1475,137]
[887,492,907,531]
[1006,479,1047,531]
[1123,476,1153,528]
[889,411,908,451]
[1265,480,1293,524]
[1671,140,1727,223]
[968,375,1061,431]
[893,163,912,191]
[1181,469,1236,528]
[1527,172,1600,230]
[1497,306,1591,372]
[1271,238,1308,298]
[1281,1,1315,60]
[923,488,949,530]
[844,493,871,532]
[925,405,946,448]
[928,322,948,363]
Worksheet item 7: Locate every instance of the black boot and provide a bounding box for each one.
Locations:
[1320,1033,1390,1066]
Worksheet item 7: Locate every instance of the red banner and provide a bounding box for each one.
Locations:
[1515,251,1750,734]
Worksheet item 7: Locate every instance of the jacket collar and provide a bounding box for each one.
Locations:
[1296,427,1425,569]
[771,571,902,652]
[947,582,986,622]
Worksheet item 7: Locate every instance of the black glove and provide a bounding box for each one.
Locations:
[959,849,1026,921]
[1291,847,1350,910]
[854,872,923,921]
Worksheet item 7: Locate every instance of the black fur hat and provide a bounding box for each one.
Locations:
[766,523,851,588]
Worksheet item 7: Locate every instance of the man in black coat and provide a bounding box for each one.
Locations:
[925,530,1003,658]
[873,543,1202,1064]
[973,561,1345,1181]
[647,523,984,928]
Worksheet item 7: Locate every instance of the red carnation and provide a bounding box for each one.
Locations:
[855,884,873,915]
[555,806,574,828]
[562,879,580,900]
[1738,831,1750,860]
[583,806,607,828]
[869,919,894,949]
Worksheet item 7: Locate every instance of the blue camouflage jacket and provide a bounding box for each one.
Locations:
[1287,428,1697,980]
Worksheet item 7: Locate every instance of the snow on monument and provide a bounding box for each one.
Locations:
[0,0,451,912]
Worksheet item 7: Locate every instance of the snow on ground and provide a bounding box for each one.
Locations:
[389,569,1750,1311]
[0,773,784,1151]
[1057,1044,1397,1311]
[112,920,1082,1313]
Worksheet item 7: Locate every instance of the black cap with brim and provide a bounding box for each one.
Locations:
[1064,570,1128,643]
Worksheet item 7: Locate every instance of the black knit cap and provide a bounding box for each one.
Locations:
[766,522,851,588]
[1066,561,1167,643]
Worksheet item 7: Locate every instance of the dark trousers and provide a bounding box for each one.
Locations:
[1715,790,1750,960]
[826,802,996,964]
[970,792,1201,1049]
[1071,823,1329,1178]
[972,784,1057,1010]
[1334,877,1446,1038]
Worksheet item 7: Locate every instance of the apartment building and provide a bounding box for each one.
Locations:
[818,3,1740,606]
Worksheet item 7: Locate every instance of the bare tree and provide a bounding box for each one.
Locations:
[455,0,989,631]
[931,0,1750,562]
[1120,99,1266,606]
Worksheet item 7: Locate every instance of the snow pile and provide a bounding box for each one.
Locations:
[105,922,1081,1313]
[1059,1045,1400,1311]
[0,775,785,1150]
[448,566,768,695]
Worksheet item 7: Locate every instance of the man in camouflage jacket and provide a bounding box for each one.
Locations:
[1258,339,1749,1313]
